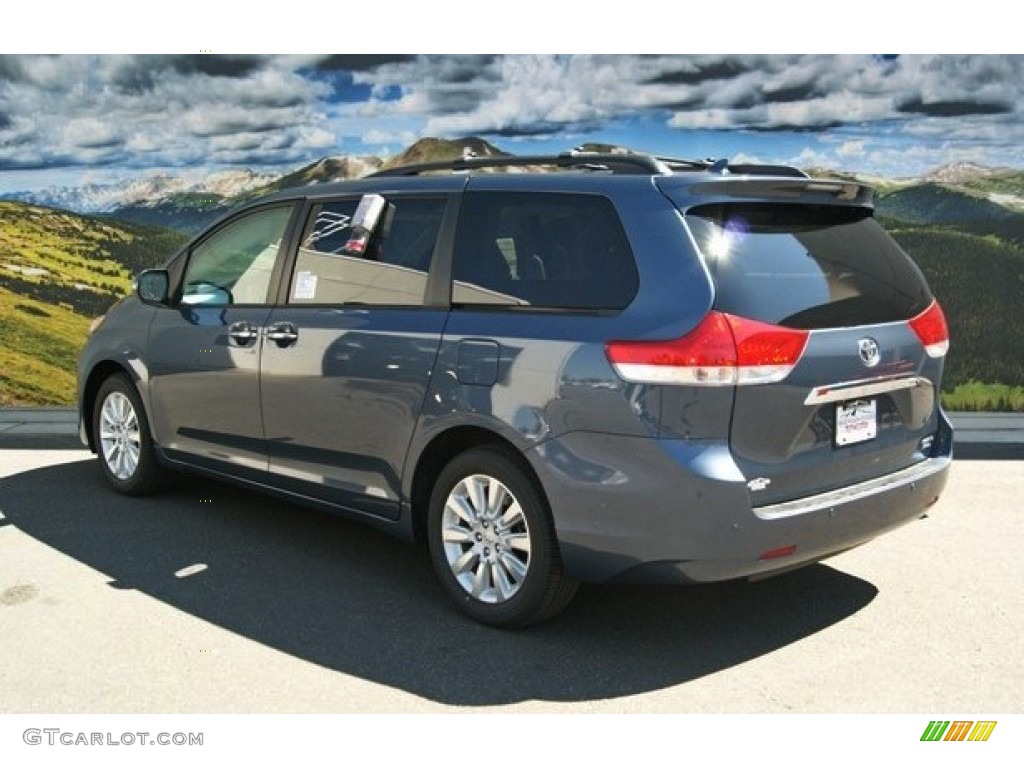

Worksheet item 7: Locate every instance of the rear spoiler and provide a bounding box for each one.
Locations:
[657,177,875,209]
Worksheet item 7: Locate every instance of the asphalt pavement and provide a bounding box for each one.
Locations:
[0,443,1021,713]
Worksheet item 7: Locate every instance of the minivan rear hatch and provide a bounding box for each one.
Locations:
[663,182,948,506]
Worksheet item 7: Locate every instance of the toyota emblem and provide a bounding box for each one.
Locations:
[858,338,880,368]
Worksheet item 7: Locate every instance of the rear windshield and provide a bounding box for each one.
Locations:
[685,204,932,329]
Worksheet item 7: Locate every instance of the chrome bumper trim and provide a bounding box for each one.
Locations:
[803,375,932,406]
[752,455,951,520]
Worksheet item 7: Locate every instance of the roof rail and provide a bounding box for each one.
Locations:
[367,151,808,179]
[656,156,808,178]
[368,151,673,177]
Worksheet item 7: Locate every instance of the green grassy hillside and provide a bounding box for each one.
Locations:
[0,202,186,404]
[877,184,1016,224]
[870,177,1024,410]
[885,221,1024,392]
[959,170,1024,198]
[111,192,233,234]
[0,286,91,405]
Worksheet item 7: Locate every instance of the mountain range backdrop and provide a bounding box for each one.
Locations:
[1,54,1023,410]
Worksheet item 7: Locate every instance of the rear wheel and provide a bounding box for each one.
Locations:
[427,446,577,628]
[93,374,166,496]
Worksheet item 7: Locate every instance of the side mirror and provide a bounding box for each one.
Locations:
[136,269,170,305]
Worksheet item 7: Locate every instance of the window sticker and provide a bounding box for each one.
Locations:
[293,270,318,300]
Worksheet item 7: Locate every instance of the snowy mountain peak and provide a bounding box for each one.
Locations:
[1,169,277,214]
[922,161,1002,184]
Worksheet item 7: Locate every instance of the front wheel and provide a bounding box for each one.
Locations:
[93,374,166,496]
[427,446,577,628]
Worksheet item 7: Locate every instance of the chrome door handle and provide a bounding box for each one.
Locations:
[265,321,299,346]
[228,321,259,345]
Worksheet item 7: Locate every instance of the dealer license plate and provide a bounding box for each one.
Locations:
[835,399,877,446]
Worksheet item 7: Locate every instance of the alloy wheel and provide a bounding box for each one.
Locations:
[99,391,141,481]
[440,473,532,603]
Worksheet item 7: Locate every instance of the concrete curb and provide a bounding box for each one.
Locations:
[0,408,77,435]
[945,413,1024,443]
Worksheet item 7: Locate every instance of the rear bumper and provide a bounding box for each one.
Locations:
[664,454,948,583]
[527,412,952,584]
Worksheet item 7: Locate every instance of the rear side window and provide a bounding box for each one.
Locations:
[290,197,445,306]
[452,192,638,310]
[686,204,932,329]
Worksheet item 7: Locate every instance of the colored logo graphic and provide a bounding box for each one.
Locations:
[921,721,997,742]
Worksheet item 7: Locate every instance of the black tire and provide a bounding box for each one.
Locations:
[427,446,578,628]
[92,373,167,496]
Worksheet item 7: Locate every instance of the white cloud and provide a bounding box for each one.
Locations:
[837,140,866,158]
[0,54,331,171]
[61,117,121,149]
[352,54,1024,153]
[790,148,833,167]
[294,126,336,150]
[3,54,1024,179]
[362,128,417,146]
[730,152,766,165]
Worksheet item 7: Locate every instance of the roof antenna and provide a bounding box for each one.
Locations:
[709,157,730,174]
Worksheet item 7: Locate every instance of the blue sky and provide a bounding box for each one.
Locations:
[1,54,1022,191]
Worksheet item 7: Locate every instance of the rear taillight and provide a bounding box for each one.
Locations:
[908,299,949,358]
[729,314,811,385]
[605,312,809,386]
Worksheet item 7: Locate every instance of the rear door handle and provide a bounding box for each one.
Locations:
[265,321,299,347]
[228,321,259,345]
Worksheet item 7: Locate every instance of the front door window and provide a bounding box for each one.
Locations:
[182,205,295,306]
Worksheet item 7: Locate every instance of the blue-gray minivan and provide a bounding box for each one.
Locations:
[77,152,952,626]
